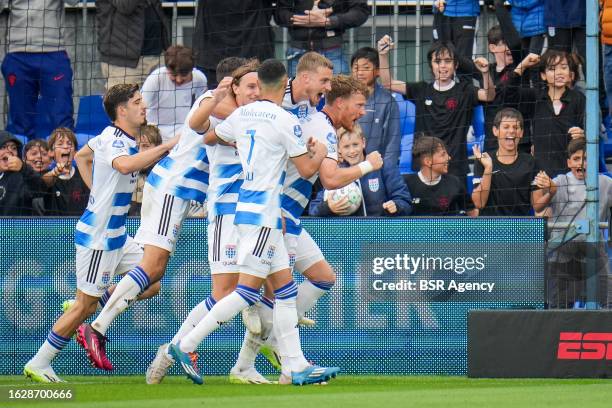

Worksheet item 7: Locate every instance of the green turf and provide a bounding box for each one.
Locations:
[0,375,611,408]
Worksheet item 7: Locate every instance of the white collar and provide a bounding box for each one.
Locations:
[418,170,441,186]
[433,80,456,92]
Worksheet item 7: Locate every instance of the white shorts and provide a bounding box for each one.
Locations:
[134,184,191,253]
[208,214,240,274]
[76,236,143,297]
[236,225,289,279]
[285,228,325,273]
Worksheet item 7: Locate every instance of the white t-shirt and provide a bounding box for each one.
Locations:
[215,100,308,229]
[281,111,338,234]
[146,92,211,204]
[142,66,208,142]
[75,126,138,251]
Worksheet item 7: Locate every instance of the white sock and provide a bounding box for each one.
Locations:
[170,296,215,350]
[297,280,332,316]
[232,298,274,372]
[29,331,70,367]
[179,285,257,353]
[91,266,150,335]
[274,282,309,377]
[233,331,264,372]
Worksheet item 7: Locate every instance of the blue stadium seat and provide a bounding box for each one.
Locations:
[13,134,28,150]
[468,105,485,155]
[76,133,93,149]
[393,93,416,175]
[75,95,110,135]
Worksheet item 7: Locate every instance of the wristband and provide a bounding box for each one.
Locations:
[358,161,374,176]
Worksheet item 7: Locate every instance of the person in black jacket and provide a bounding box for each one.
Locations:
[275,0,369,76]
[0,131,46,215]
[194,0,275,88]
[96,0,170,89]
[310,124,411,216]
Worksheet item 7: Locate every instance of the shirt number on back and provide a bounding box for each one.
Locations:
[245,129,255,181]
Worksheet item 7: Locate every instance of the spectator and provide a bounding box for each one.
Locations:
[96,0,170,89]
[533,138,610,309]
[508,0,545,56]
[0,130,46,215]
[142,46,208,143]
[194,0,274,88]
[433,0,480,60]
[276,0,369,76]
[507,50,585,177]
[24,139,51,174]
[1,0,77,140]
[602,0,612,115]
[129,125,162,216]
[378,37,495,182]
[404,135,473,215]
[309,124,411,216]
[544,0,585,61]
[351,47,401,183]
[472,108,542,216]
[41,128,89,216]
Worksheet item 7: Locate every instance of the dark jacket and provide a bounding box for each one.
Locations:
[275,0,369,50]
[194,0,275,71]
[309,160,411,216]
[544,0,585,28]
[96,0,170,68]
[0,165,46,216]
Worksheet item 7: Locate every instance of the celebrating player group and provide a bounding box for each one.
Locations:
[23,52,383,386]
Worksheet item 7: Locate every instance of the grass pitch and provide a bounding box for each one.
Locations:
[1,375,610,408]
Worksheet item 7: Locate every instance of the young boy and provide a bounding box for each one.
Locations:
[23,139,51,174]
[404,135,473,215]
[309,124,411,216]
[129,124,163,216]
[502,49,585,178]
[472,108,544,215]
[533,138,611,308]
[0,131,46,215]
[23,84,176,383]
[43,128,90,216]
[378,37,494,181]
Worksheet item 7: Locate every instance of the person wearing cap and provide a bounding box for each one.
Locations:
[0,131,46,215]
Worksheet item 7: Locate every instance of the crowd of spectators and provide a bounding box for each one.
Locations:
[0,0,609,307]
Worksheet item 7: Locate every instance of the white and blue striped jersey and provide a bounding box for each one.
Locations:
[75,126,139,251]
[146,92,210,204]
[281,111,338,234]
[283,78,317,121]
[215,100,308,229]
[205,114,243,219]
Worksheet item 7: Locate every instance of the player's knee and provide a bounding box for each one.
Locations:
[70,298,97,319]
[305,261,336,286]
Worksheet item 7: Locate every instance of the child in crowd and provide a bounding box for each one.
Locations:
[129,124,163,216]
[404,135,474,216]
[309,124,411,217]
[533,138,611,309]
[42,128,90,216]
[24,139,51,174]
[472,108,546,215]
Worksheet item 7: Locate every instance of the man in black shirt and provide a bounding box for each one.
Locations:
[378,38,495,181]
[404,135,473,216]
[472,108,547,216]
[0,131,46,215]
[42,128,89,216]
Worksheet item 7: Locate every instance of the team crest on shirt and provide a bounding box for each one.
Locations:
[294,125,305,146]
[438,196,450,210]
[288,253,296,269]
[326,132,337,145]
[225,244,237,260]
[445,97,458,111]
[267,245,276,260]
[368,177,380,192]
[297,104,308,119]
[101,270,111,286]
[112,140,125,148]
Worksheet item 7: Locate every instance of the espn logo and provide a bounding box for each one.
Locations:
[557,332,612,360]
